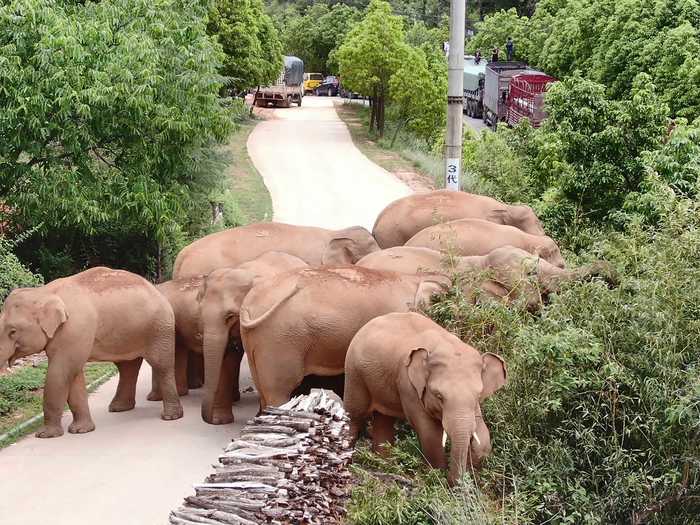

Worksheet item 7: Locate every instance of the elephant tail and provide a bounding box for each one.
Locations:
[239,273,302,329]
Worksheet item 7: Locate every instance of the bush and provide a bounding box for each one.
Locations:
[0,237,43,302]
[428,194,700,524]
[348,431,498,525]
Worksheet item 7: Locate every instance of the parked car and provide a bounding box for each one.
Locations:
[303,72,324,94]
[314,76,340,96]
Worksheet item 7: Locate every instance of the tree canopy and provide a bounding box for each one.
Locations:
[336,0,410,135]
[471,0,700,120]
[208,0,283,93]
[0,0,234,277]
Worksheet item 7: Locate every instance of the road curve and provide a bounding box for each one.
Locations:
[248,96,412,231]
[0,95,412,525]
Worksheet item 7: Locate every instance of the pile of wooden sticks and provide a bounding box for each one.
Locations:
[168,389,353,525]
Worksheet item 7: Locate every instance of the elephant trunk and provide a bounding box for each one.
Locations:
[573,261,619,288]
[444,412,477,486]
[201,323,229,424]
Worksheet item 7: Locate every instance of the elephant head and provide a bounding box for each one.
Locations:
[414,274,452,308]
[406,345,506,485]
[533,236,566,269]
[199,268,256,424]
[321,226,380,266]
[0,289,68,367]
[507,204,546,236]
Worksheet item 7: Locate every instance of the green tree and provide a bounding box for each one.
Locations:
[467,8,531,60]
[208,0,283,93]
[534,73,668,223]
[389,46,447,145]
[0,0,233,278]
[336,0,409,136]
[279,3,361,74]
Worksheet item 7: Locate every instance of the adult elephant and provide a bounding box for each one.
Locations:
[344,312,507,485]
[237,266,450,412]
[156,252,308,424]
[357,245,616,310]
[372,189,545,248]
[0,267,182,438]
[173,222,380,279]
[405,218,566,268]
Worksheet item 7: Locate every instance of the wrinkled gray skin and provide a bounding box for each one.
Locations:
[239,266,451,412]
[372,189,546,248]
[357,245,617,310]
[344,312,507,485]
[173,222,380,278]
[406,218,566,269]
[0,267,182,438]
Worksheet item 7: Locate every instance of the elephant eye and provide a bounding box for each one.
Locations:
[8,328,16,338]
[435,392,444,401]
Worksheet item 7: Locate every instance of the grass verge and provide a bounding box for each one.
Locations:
[0,362,117,448]
[222,119,273,224]
[334,102,439,191]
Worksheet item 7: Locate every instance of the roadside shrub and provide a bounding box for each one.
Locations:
[348,432,498,525]
[0,237,43,302]
[428,194,700,523]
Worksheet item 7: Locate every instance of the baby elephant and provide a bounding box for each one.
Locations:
[0,267,183,438]
[344,312,507,485]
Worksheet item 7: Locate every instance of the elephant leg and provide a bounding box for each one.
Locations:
[175,343,189,397]
[209,350,237,425]
[187,350,204,389]
[147,370,161,402]
[37,361,77,438]
[109,358,143,412]
[67,370,95,434]
[413,417,447,469]
[251,348,304,411]
[144,326,184,421]
[148,342,189,400]
[228,338,244,403]
[344,376,371,444]
[371,412,396,454]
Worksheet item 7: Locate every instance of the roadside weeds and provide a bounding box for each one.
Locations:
[0,362,117,448]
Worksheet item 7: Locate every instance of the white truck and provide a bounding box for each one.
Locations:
[254,55,304,108]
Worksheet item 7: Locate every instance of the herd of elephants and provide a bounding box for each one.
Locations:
[0,189,616,484]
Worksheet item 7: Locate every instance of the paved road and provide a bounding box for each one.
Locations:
[463,114,489,133]
[248,96,412,231]
[0,94,412,525]
[0,366,259,525]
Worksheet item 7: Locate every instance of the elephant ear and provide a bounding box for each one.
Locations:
[322,238,355,266]
[39,295,68,339]
[406,347,429,401]
[414,275,451,307]
[480,352,507,401]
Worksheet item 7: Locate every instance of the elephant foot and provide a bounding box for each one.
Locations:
[68,419,96,434]
[109,399,136,412]
[161,404,184,421]
[209,409,234,425]
[146,390,163,402]
[188,378,204,390]
[35,425,64,438]
[177,386,189,397]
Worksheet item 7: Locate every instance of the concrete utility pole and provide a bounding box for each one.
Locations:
[445,0,465,191]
